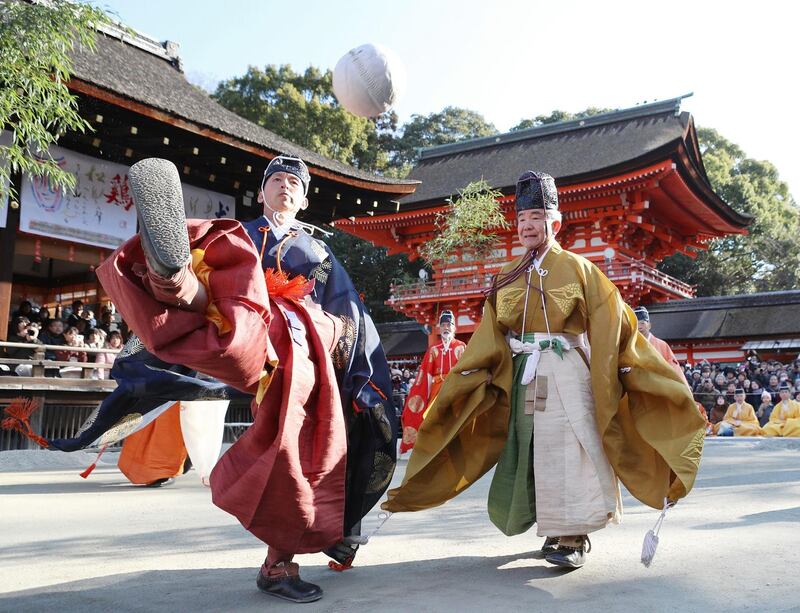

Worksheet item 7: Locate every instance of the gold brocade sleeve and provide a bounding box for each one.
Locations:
[383,300,514,512]
[585,265,705,509]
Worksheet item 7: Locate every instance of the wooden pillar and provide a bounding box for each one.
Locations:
[0,176,20,341]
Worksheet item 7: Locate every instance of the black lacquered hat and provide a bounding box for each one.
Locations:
[515,171,558,212]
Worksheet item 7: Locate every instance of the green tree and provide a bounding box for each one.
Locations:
[213,65,394,171]
[658,127,800,295]
[390,106,498,168]
[510,107,613,131]
[419,180,509,266]
[0,0,114,204]
[322,229,425,322]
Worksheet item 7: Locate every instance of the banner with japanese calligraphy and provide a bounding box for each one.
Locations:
[20,145,138,248]
[182,183,235,221]
[19,145,237,248]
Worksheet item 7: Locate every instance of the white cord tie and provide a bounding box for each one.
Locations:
[641,497,670,568]
[353,511,393,545]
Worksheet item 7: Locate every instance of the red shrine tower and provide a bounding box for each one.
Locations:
[335,96,751,335]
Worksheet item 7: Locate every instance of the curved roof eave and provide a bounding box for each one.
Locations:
[398,140,750,229]
[68,34,418,197]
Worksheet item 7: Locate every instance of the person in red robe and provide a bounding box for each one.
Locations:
[400,310,466,453]
[634,306,687,385]
[96,157,346,603]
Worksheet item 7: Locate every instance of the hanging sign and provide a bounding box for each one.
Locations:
[20,145,138,248]
[20,145,236,248]
[182,183,235,220]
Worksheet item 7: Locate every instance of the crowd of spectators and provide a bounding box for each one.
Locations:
[684,353,800,428]
[2,299,128,379]
[389,364,417,396]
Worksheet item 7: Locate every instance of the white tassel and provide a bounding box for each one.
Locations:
[641,498,670,568]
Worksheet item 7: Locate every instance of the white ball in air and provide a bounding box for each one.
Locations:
[333,43,406,118]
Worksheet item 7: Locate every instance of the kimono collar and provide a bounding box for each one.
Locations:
[259,215,291,240]
[532,241,560,273]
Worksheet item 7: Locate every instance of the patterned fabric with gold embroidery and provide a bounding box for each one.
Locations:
[46,345,229,452]
[495,243,591,336]
[332,315,357,370]
[310,258,333,284]
[366,451,395,494]
[548,282,584,316]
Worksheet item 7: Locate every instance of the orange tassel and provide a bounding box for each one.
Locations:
[1,397,49,448]
[264,268,315,301]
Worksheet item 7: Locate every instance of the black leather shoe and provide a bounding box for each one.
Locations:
[257,567,323,603]
[144,477,174,488]
[541,537,559,555]
[545,535,591,568]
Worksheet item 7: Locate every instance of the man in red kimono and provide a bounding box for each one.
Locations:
[400,310,466,452]
[97,157,346,603]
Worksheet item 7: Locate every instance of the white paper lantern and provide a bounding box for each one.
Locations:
[333,43,406,118]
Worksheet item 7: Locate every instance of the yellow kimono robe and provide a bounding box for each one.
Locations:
[718,403,761,436]
[383,242,705,518]
[762,400,800,437]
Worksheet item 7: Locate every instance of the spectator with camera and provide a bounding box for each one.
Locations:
[4,316,44,376]
[695,378,721,414]
[55,326,88,363]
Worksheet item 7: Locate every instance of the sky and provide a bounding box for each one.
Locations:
[93,0,799,198]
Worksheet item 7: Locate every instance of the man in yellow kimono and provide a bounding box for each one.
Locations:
[383,171,705,570]
[715,388,762,436]
[761,383,800,437]
[400,310,466,453]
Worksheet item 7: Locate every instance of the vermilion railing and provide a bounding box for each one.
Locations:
[389,255,694,303]
[596,257,694,297]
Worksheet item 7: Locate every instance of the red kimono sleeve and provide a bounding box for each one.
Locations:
[400,347,434,453]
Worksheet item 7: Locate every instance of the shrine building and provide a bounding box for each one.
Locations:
[335,96,751,337]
